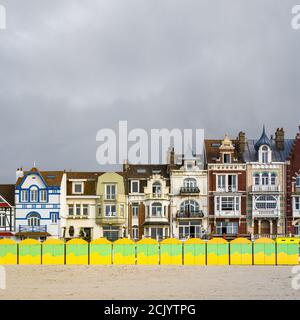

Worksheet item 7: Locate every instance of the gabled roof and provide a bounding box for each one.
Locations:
[66,172,103,196]
[204,139,242,163]
[16,169,64,187]
[0,184,15,206]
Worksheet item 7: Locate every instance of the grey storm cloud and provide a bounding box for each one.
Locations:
[0,0,300,182]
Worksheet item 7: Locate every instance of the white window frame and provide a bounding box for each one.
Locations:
[131,180,140,193]
[82,204,89,216]
[296,177,300,187]
[294,197,300,211]
[21,190,28,202]
[68,205,74,216]
[132,203,139,217]
[73,182,84,194]
[151,202,163,217]
[105,184,116,200]
[51,213,58,224]
[30,188,38,202]
[40,190,47,202]
[0,213,5,227]
[105,204,116,217]
[255,195,277,210]
[216,174,238,192]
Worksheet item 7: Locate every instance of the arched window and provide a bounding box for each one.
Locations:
[180,200,199,213]
[261,146,269,163]
[261,173,269,185]
[152,182,161,195]
[184,178,197,188]
[254,173,260,185]
[30,186,38,202]
[151,202,162,216]
[255,195,277,210]
[271,173,276,185]
[27,212,40,226]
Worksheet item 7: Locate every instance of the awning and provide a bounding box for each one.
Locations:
[0,232,14,237]
[15,232,51,238]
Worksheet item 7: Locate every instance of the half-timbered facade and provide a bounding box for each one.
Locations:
[0,184,15,238]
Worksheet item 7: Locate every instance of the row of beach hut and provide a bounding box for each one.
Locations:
[0,237,298,265]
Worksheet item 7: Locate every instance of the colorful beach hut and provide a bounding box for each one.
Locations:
[253,238,276,265]
[276,237,299,265]
[18,239,42,265]
[113,238,136,265]
[230,238,253,265]
[183,238,206,265]
[160,238,183,265]
[90,238,112,265]
[66,238,89,265]
[42,239,65,265]
[0,239,18,264]
[207,238,229,265]
[136,238,159,265]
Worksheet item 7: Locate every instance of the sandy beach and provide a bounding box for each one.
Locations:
[0,265,299,300]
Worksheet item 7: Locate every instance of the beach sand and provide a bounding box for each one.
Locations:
[0,265,299,300]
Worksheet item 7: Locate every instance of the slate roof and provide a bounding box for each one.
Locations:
[16,169,64,187]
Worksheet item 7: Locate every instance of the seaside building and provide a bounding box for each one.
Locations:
[169,147,208,240]
[243,127,293,237]
[60,172,102,241]
[15,167,65,240]
[286,127,300,235]
[0,184,15,238]
[124,163,171,241]
[205,134,247,238]
[96,172,127,241]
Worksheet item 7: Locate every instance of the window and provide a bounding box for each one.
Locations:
[150,227,164,240]
[83,204,89,216]
[151,202,162,217]
[255,195,277,210]
[228,175,237,191]
[131,181,139,193]
[261,146,269,163]
[261,173,269,185]
[223,153,231,163]
[296,177,300,187]
[221,197,235,211]
[271,173,276,185]
[184,178,197,188]
[40,190,47,202]
[27,213,40,227]
[51,213,58,224]
[295,197,300,210]
[132,203,139,217]
[105,205,116,217]
[0,213,5,227]
[73,182,84,194]
[30,188,38,202]
[21,190,28,202]
[132,226,138,240]
[217,175,226,190]
[68,205,74,216]
[179,223,202,239]
[105,185,116,200]
[216,222,238,235]
[75,204,81,216]
[152,182,161,195]
[180,200,199,213]
[254,174,260,185]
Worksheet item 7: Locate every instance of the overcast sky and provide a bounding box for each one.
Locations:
[0,0,299,182]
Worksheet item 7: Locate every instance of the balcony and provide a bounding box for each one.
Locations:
[96,215,126,225]
[144,215,169,224]
[252,185,279,192]
[252,209,280,218]
[214,210,241,218]
[216,186,238,193]
[180,187,200,195]
[19,225,47,233]
[176,211,204,219]
[144,193,169,200]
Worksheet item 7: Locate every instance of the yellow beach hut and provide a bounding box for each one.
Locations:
[183,238,206,265]
[276,237,299,265]
[113,238,136,265]
[42,239,65,265]
[18,239,42,265]
[136,238,159,265]
[66,238,89,265]
[160,238,183,265]
[253,238,276,265]
[0,239,18,264]
[207,238,229,265]
[90,238,112,265]
[230,238,253,265]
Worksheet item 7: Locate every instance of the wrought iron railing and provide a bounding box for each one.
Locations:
[180,187,200,194]
[19,225,47,232]
[176,211,204,218]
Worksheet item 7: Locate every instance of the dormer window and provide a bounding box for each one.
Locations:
[131,180,140,193]
[73,182,84,194]
[223,153,231,163]
[152,182,161,195]
[261,146,269,163]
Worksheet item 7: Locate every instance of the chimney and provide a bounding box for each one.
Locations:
[238,131,246,153]
[123,159,129,172]
[275,128,285,151]
[16,167,24,181]
[167,146,176,165]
